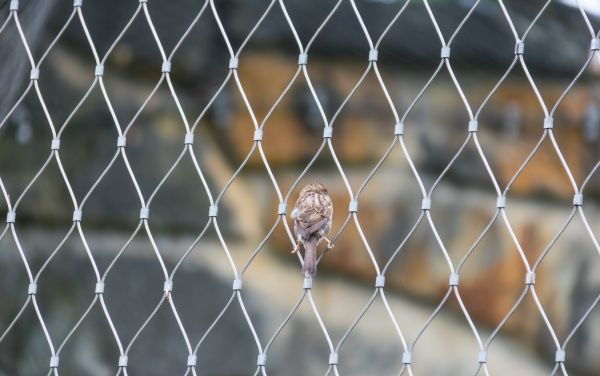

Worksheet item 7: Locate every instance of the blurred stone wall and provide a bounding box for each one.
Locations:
[1,0,600,374]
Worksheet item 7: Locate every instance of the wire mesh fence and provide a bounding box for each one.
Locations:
[0,0,599,375]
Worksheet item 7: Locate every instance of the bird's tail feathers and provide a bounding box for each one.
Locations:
[302,238,318,277]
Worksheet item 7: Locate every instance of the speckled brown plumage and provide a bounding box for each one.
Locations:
[291,183,333,277]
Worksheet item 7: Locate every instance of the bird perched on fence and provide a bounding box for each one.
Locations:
[291,182,333,277]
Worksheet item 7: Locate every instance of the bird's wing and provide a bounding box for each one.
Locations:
[294,192,333,238]
[306,217,329,234]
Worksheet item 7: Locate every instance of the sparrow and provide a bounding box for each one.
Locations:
[291,182,333,277]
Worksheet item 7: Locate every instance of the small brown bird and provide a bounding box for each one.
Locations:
[291,182,333,277]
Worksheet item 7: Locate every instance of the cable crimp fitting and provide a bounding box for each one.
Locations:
[73,0,82,7]
[323,126,333,139]
[257,353,267,366]
[228,57,238,70]
[525,271,536,286]
[184,132,194,145]
[368,49,378,62]
[95,64,104,77]
[303,277,312,290]
[478,350,487,363]
[402,351,412,364]
[440,46,451,59]
[394,122,404,136]
[449,273,459,286]
[30,68,40,80]
[118,355,128,367]
[515,41,525,55]
[298,53,308,65]
[72,209,82,222]
[544,116,553,130]
[421,198,431,211]
[329,352,339,365]
[117,135,126,148]
[591,37,600,51]
[187,354,197,367]
[51,138,61,151]
[573,193,583,206]
[375,275,385,288]
[49,356,59,368]
[95,282,105,294]
[9,0,19,11]
[496,196,506,209]
[232,278,243,291]
[6,211,16,224]
[277,203,287,215]
[208,205,218,217]
[348,200,358,213]
[468,120,478,132]
[253,129,263,142]
[163,279,173,293]
[139,207,149,220]
[28,283,37,295]
[555,350,565,363]
[161,61,171,73]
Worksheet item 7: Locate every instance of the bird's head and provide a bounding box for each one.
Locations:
[300,182,328,195]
